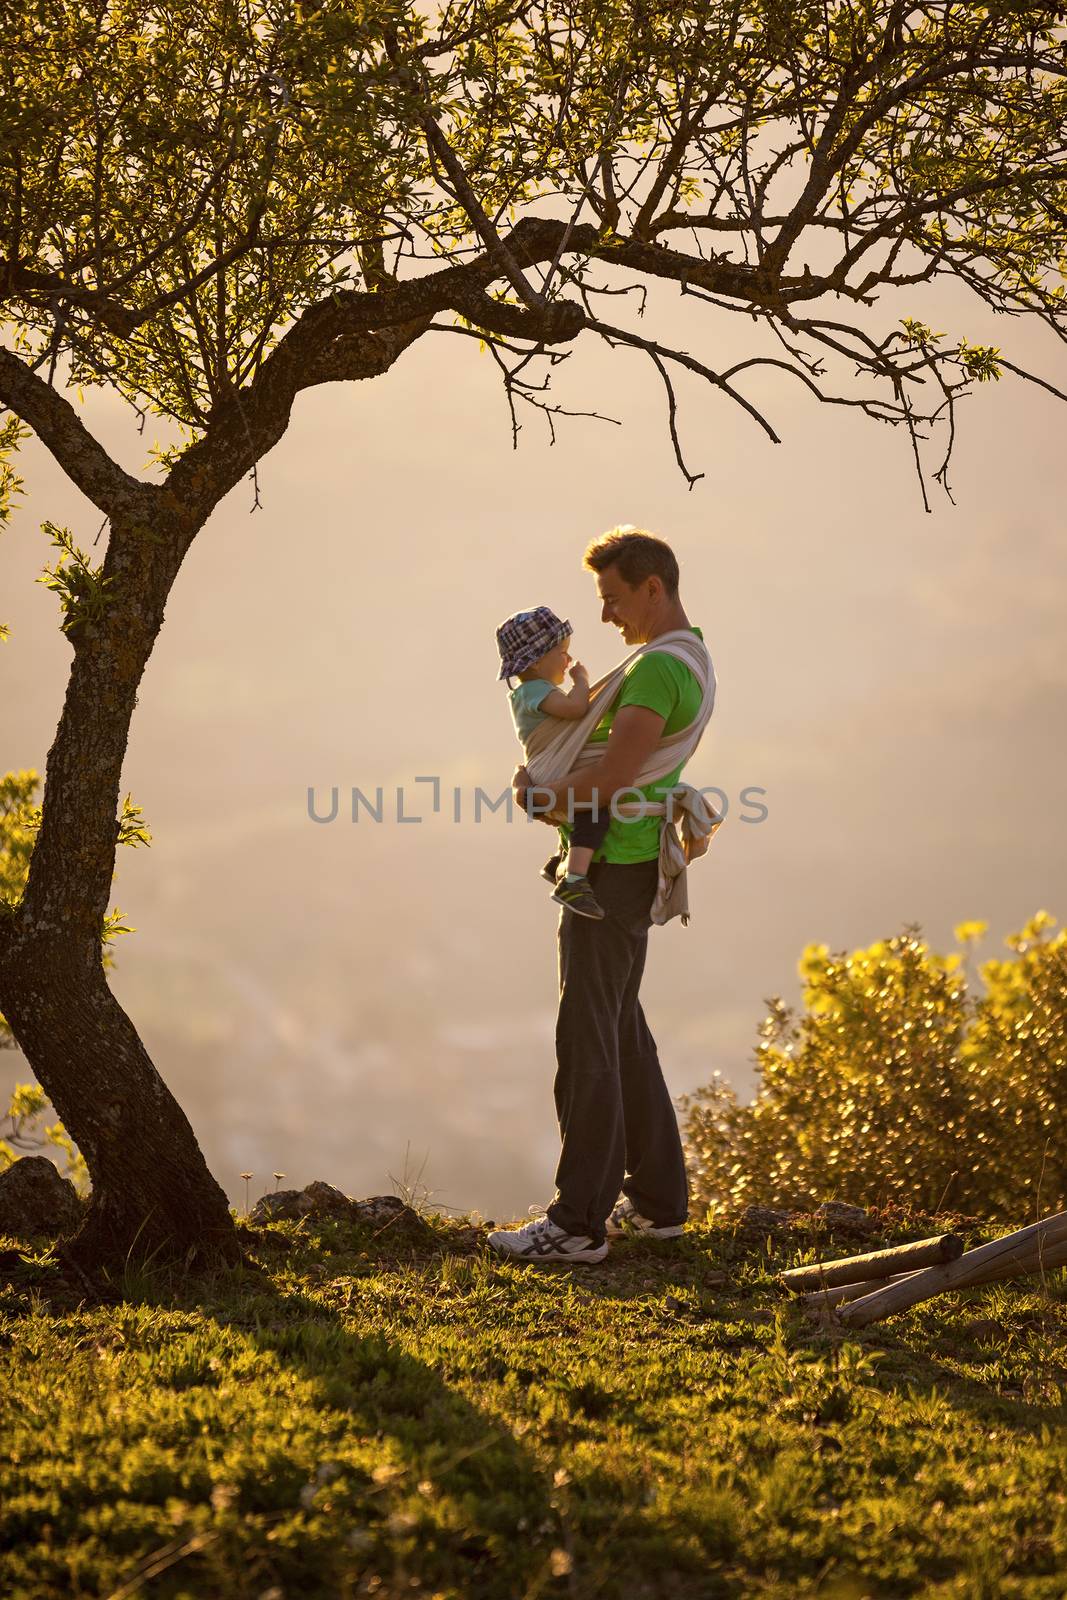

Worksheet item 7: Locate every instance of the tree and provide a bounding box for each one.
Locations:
[1,0,1064,1268]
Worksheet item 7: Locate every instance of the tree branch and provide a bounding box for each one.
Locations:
[587,315,781,444]
[383,31,549,317]
[0,346,148,519]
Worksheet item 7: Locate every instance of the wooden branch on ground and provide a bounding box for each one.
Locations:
[800,1271,919,1312]
[945,1236,1067,1293]
[801,1238,1067,1316]
[781,1233,964,1293]
[837,1211,1067,1328]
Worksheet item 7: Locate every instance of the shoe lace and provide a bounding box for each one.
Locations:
[523,1205,570,1242]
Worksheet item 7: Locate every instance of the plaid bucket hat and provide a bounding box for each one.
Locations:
[496,605,572,681]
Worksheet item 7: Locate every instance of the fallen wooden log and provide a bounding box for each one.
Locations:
[799,1270,919,1312]
[781,1233,964,1293]
[803,1238,1067,1317]
[950,1235,1067,1290]
[837,1210,1067,1328]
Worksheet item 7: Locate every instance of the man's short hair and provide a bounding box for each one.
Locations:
[583,525,680,600]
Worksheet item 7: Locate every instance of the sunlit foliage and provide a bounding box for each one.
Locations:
[0,1081,88,1191]
[683,913,1067,1220]
[2,1,1065,493]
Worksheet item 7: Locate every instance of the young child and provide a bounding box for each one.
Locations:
[496,605,610,920]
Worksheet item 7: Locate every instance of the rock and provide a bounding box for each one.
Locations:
[351,1196,410,1225]
[249,1189,304,1223]
[0,1156,83,1238]
[250,1181,353,1223]
[298,1180,357,1218]
[812,1201,878,1233]
[736,1204,792,1231]
[249,1183,430,1239]
[351,1195,434,1241]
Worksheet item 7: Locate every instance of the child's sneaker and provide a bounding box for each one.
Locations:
[488,1214,609,1264]
[540,852,563,884]
[605,1195,686,1239]
[551,875,605,919]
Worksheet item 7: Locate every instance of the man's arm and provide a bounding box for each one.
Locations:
[555,704,667,800]
[513,704,667,813]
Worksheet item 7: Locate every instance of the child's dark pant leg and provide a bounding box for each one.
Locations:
[567,806,612,856]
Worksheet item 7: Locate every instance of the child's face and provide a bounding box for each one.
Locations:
[534,636,572,685]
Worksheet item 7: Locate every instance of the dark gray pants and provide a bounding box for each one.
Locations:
[546,858,689,1245]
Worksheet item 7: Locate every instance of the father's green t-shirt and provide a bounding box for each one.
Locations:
[557,625,705,866]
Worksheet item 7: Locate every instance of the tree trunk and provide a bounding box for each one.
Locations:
[0,504,239,1270]
[0,933,238,1267]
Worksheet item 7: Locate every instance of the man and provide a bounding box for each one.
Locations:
[489,526,712,1264]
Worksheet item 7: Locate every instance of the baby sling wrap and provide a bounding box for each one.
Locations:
[522,629,721,926]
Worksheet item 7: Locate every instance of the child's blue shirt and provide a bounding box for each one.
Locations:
[509,678,557,745]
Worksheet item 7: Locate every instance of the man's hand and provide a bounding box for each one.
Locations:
[512,761,534,815]
[512,762,557,825]
[512,762,530,807]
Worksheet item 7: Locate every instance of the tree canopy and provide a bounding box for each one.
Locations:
[2,0,1065,521]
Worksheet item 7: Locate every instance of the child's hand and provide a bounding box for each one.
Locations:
[568,661,588,684]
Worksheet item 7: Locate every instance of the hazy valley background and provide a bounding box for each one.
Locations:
[2,271,1065,1220]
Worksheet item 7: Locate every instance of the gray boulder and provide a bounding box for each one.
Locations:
[736,1204,793,1231]
[251,1181,354,1223]
[812,1200,877,1232]
[250,1183,429,1237]
[248,1187,304,1223]
[0,1156,83,1238]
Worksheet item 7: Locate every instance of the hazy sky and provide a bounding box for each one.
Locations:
[2,265,1065,1220]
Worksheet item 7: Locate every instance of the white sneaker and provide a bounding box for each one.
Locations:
[488,1213,609,1264]
[605,1195,685,1240]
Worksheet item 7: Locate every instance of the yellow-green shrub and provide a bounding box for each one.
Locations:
[0,1082,88,1192]
[682,913,1067,1222]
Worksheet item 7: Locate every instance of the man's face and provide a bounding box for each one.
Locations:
[595,564,653,645]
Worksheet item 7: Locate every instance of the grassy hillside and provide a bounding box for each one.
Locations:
[2,1204,1066,1599]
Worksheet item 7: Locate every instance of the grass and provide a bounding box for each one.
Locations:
[2,1204,1067,1599]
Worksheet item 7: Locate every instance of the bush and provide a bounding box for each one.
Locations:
[0,1082,88,1192]
[681,912,1067,1222]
